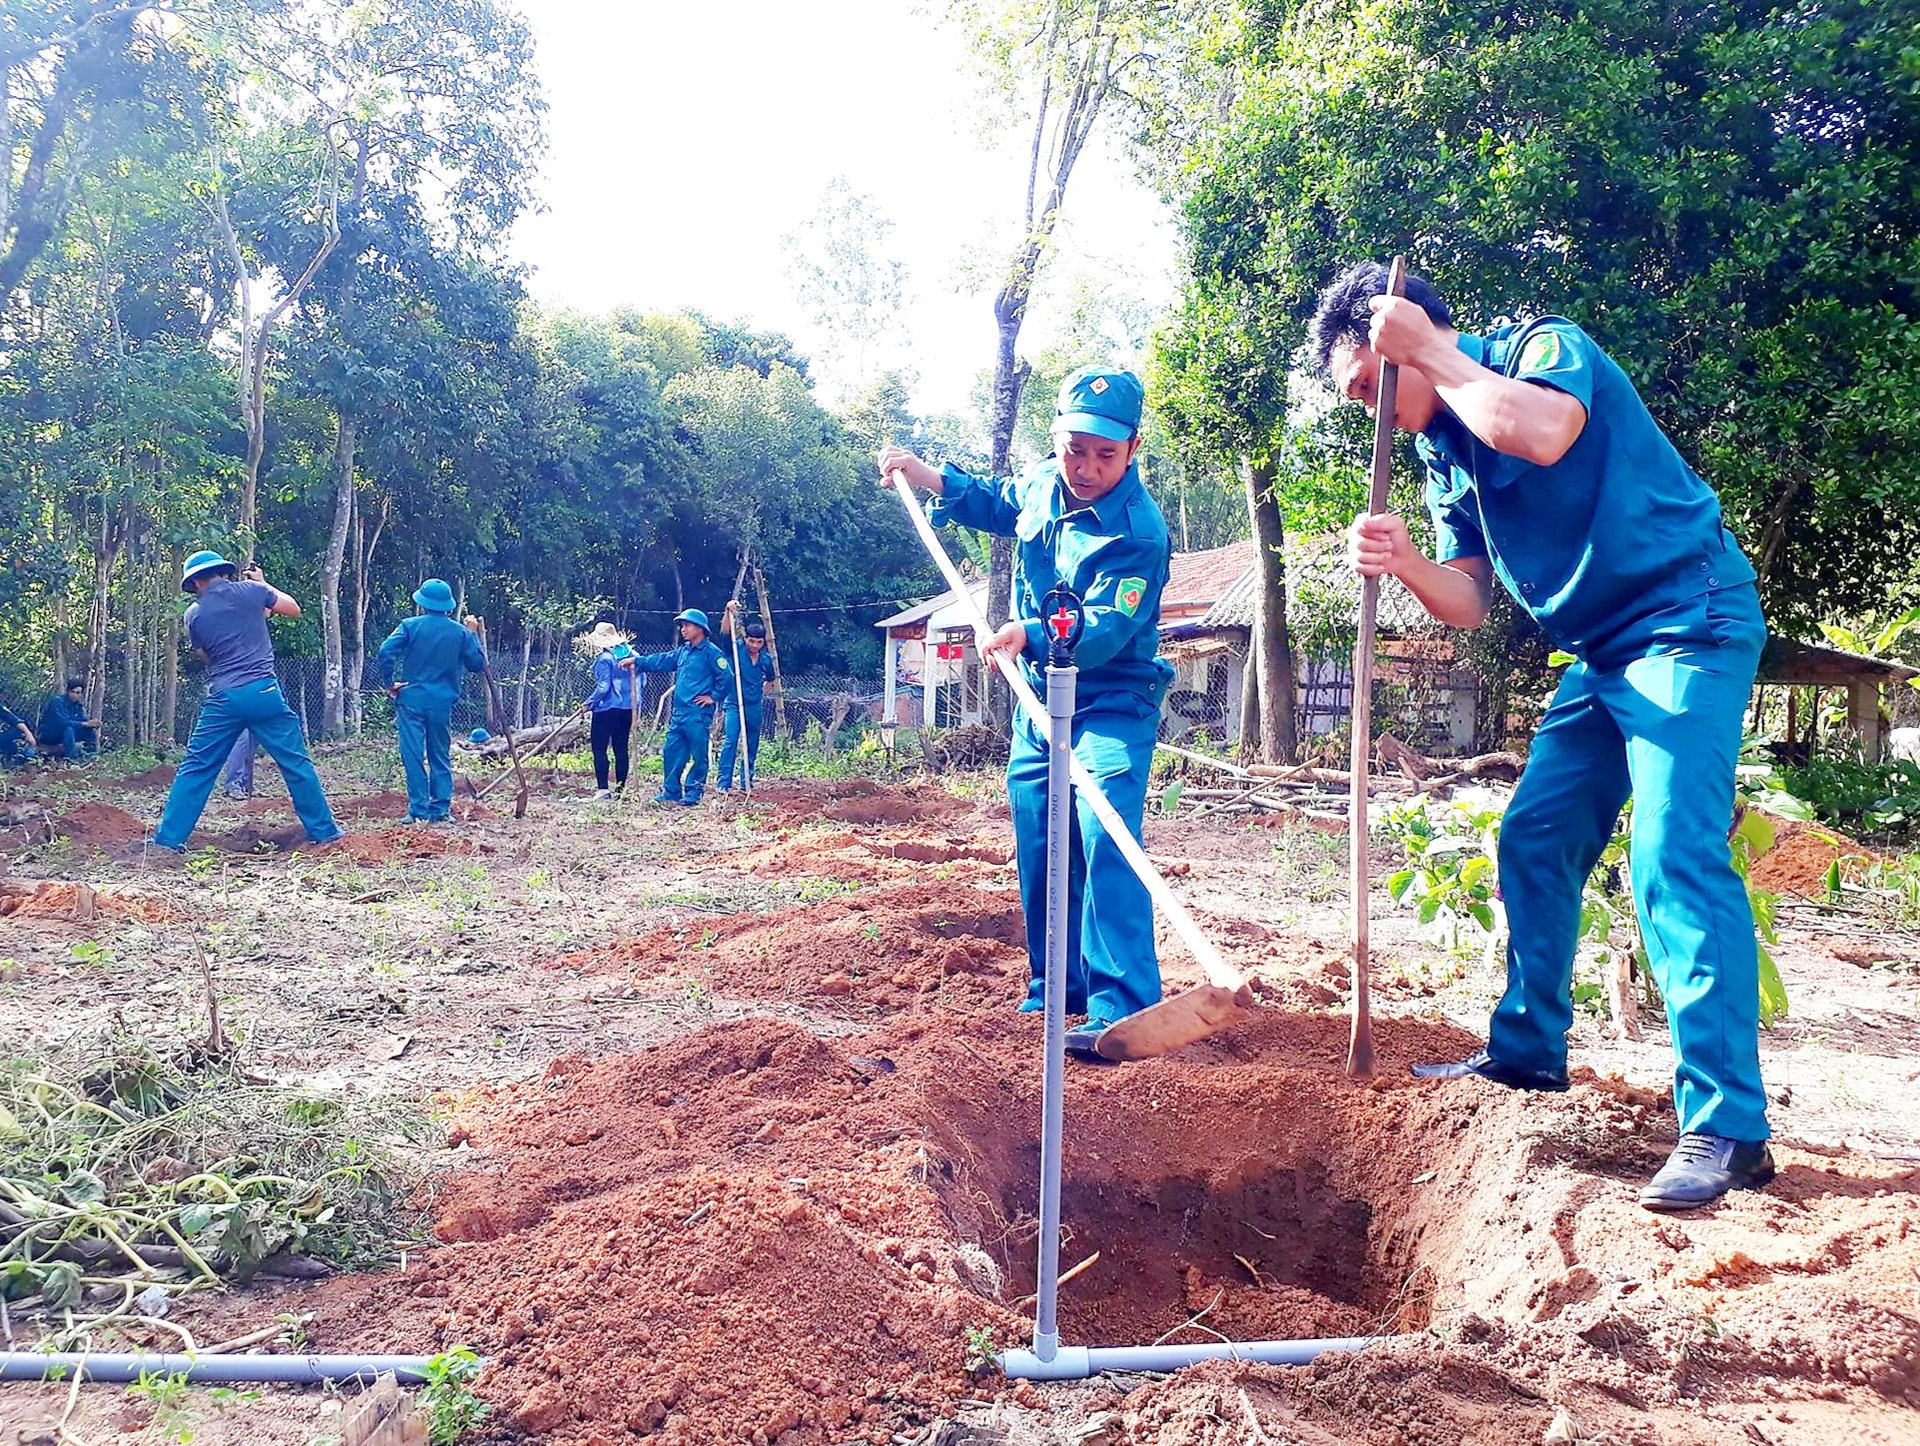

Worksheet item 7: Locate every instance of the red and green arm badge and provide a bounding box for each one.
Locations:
[1115,577,1148,617]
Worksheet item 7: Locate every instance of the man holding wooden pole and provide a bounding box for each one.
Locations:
[879,366,1173,1061]
[1314,260,1772,1211]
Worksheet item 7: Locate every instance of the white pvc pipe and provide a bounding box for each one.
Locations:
[0,1352,447,1384]
[999,1335,1376,1381]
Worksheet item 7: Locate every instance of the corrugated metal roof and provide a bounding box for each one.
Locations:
[1200,534,1447,637]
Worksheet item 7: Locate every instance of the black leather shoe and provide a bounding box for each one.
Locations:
[1639,1133,1775,1211]
[1410,1048,1569,1092]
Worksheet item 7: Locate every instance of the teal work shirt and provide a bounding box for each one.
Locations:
[723,648,777,712]
[929,457,1174,707]
[633,638,730,719]
[375,614,485,712]
[1418,319,1756,661]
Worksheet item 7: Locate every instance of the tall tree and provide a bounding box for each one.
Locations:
[783,177,908,407]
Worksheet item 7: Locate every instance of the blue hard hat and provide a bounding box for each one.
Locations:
[181,550,236,592]
[1055,366,1144,442]
[413,578,457,613]
[674,608,711,632]
[468,727,491,744]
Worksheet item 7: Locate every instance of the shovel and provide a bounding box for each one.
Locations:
[473,700,589,801]
[889,472,1251,1060]
[1346,254,1407,1078]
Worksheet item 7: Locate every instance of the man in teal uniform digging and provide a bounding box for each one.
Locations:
[879,366,1173,1062]
[153,552,342,853]
[631,609,729,806]
[376,578,487,823]
[1315,260,1772,1210]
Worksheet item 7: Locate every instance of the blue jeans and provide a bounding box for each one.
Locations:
[222,735,253,798]
[658,706,714,801]
[1006,694,1162,1027]
[717,705,762,788]
[396,704,453,820]
[1491,584,1769,1140]
[155,679,341,849]
[48,723,97,759]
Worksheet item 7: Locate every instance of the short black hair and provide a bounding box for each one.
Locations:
[64,677,84,692]
[591,609,619,627]
[1309,262,1453,376]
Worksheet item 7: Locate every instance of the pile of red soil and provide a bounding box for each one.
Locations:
[0,880,170,923]
[1750,820,1886,896]
[51,801,148,850]
[295,1002,1919,1445]
[117,763,176,788]
[549,881,1029,1018]
[751,779,978,830]
[330,825,478,866]
[717,826,1014,887]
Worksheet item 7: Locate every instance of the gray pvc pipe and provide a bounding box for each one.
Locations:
[999,1335,1378,1381]
[1031,660,1077,1362]
[0,1352,446,1384]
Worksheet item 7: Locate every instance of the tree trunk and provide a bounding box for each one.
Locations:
[753,567,790,740]
[162,544,181,745]
[983,285,1034,729]
[321,413,356,739]
[1241,456,1298,764]
[348,492,387,737]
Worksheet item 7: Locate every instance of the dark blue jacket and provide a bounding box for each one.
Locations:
[633,639,730,721]
[376,614,486,712]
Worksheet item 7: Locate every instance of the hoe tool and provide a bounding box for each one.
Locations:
[470,618,530,819]
[889,472,1251,1060]
[1346,254,1407,1078]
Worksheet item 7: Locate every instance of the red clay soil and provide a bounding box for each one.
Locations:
[1750,820,1888,897]
[749,778,980,831]
[714,826,1015,887]
[50,801,148,850]
[117,762,176,788]
[327,824,479,866]
[548,880,1030,1019]
[290,1002,1920,1445]
[0,879,170,922]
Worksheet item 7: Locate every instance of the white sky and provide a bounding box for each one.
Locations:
[505,0,1179,419]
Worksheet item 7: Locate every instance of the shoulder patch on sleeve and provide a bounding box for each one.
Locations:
[1518,330,1563,373]
[1116,578,1148,617]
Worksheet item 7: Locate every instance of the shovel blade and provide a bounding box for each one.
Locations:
[1095,982,1254,1061]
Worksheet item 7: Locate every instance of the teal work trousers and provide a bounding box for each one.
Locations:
[156,679,341,849]
[396,704,453,820]
[659,706,714,801]
[1006,694,1162,1028]
[1491,584,1769,1140]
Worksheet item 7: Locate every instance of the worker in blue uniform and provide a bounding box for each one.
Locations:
[631,609,729,806]
[716,602,779,791]
[1314,260,1772,1211]
[879,366,1173,1061]
[154,552,342,852]
[375,578,487,823]
[37,679,101,760]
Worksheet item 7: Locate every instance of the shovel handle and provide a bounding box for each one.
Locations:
[1347,254,1406,1077]
[889,472,1243,992]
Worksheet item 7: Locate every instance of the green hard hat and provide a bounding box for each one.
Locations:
[181,550,236,592]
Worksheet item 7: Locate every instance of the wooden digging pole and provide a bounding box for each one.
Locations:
[1347,253,1407,1079]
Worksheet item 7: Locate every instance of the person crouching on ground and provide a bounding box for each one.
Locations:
[580,618,639,800]
[38,679,101,761]
[153,552,342,853]
[878,365,1173,1062]
[376,578,486,823]
[630,609,728,806]
[716,601,778,791]
[0,697,37,768]
[1314,259,1772,1211]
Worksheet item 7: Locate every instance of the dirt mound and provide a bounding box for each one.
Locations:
[118,763,176,788]
[290,1004,1920,1445]
[720,826,1014,886]
[1750,819,1885,896]
[551,881,1029,1017]
[51,801,148,850]
[0,880,170,923]
[329,790,495,824]
[329,825,477,866]
[751,778,975,830]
